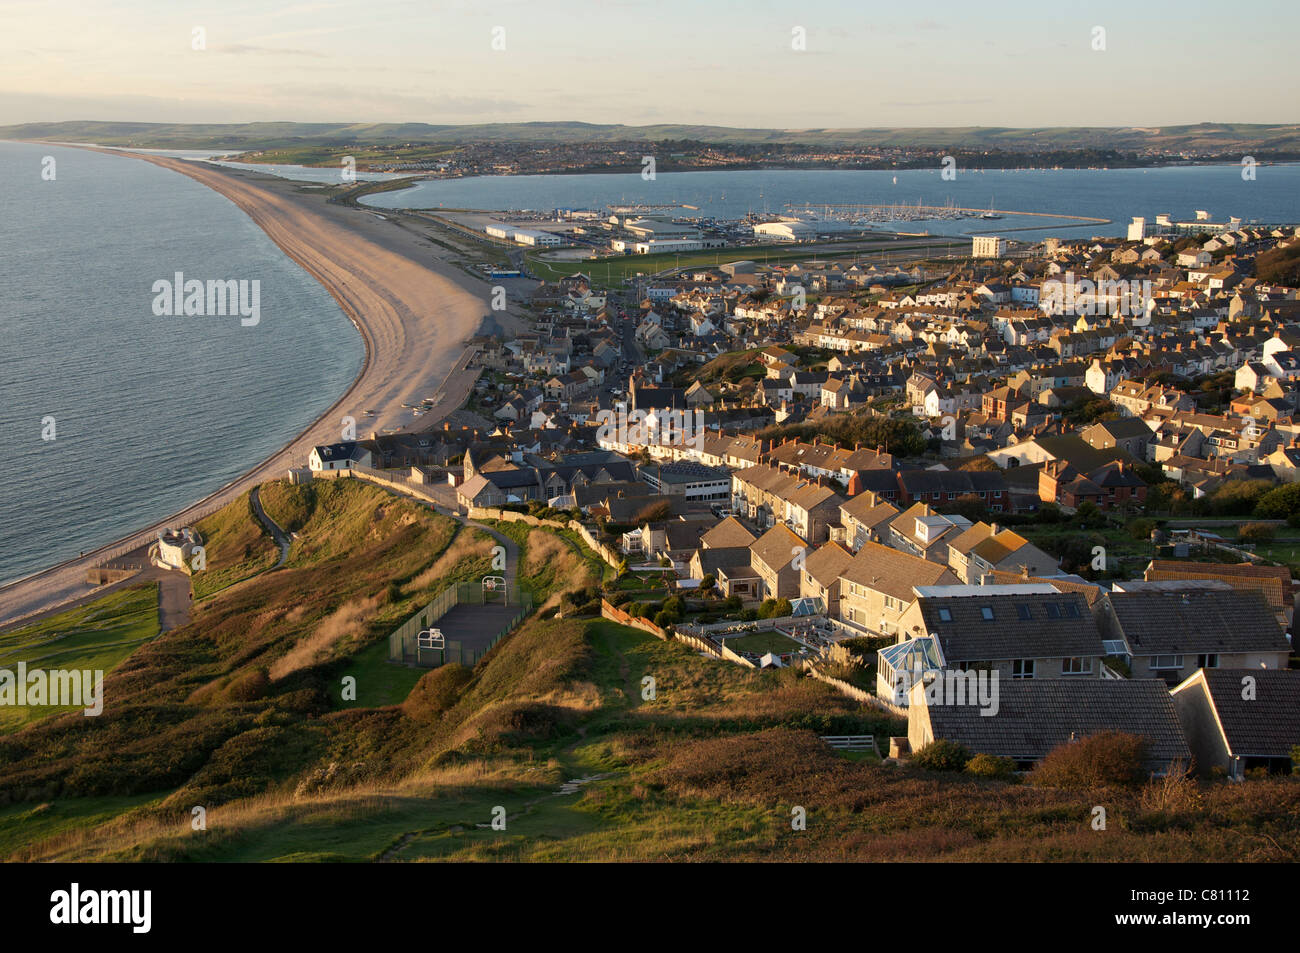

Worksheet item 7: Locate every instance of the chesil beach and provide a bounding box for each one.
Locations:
[0,143,490,627]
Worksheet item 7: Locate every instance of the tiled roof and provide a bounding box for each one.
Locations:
[1145,560,1293,609]
[922,678,1190,768]
[841,541,955,600]
[1107,589,1290,655]
[1184,668,1300,758]
[802,542,854,587]
[918,590,1104,662]
[700,516,757,549]
[750,524,807,573]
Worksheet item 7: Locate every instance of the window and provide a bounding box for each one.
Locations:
[1015,603,1032,620]
[938,607,952,622]
[980,606,995,621]
[1150,655,1184,671]
[1197,653,1219,669]
[1062,657,1090,675]
[1012,659,1035,679]
[1102,639,1127,656]
[1044,603,1061,619]
[1063,602,1080,618]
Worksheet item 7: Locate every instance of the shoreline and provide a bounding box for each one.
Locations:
[0,147,493,628]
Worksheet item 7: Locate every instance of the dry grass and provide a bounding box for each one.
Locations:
[404,531,493,596]
[270,593,381,681]
[526,529,598,610]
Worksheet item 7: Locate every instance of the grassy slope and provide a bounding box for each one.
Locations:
[191,490,279,599]
[0,584,159,732]
[5,483,1298,862]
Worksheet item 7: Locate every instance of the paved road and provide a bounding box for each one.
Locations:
[250,486,292,568]
[157,571,192,632]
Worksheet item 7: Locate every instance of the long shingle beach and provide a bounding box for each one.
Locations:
[0,150,493,627]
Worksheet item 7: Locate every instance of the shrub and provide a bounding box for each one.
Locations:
[1254,483,1300,520]
[652,610,677,629]
[911,739,971,772]
[700,574,717,593]
[1239,522,1275,544]
[1028,731,1148,790]
[723,595,743,611]
[965,753,1017,781]
[661,595,685,616]
[738,608,758,621]
[1128,517,1157,541]
[226,668,270,703]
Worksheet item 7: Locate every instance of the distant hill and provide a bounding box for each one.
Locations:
[3,120,1300,154]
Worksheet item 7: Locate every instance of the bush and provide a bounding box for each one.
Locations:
[1254,483,1300,521]
[660,595,685,616]
[652,610,677,628]
[1028,731,1148,790]
[1239,522,1275,544]
[738,608,758,621]
[965,753,1017,781]
[723,595,743,611]
[911,739,971,772]
[756,597,792,619]
[1128,517,1157,541]
[700,574,717,593]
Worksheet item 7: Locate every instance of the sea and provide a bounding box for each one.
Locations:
[0,140,363,586]
[358,163,1300,239]
[3,146,1300,586]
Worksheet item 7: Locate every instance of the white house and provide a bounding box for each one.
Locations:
[309,442,372,472]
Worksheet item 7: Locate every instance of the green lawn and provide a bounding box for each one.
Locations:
[0,794,163,859]
[332,638,428,711]
[525,238,959,289]
[721,631,803,656]
[0,584,159,732]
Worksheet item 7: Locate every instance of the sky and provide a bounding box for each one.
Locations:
[1,0,1297,129]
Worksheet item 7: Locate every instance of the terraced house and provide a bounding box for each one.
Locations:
[838,541,956,636]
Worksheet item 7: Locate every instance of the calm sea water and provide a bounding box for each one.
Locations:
[0,141,363,585]
[360,164,1300,238]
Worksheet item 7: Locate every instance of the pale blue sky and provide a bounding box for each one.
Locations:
[1,0,1295,128]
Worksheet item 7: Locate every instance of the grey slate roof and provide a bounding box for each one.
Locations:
[923,678,1190,768]
[918,591,1103,662]
[1198,668,1300,758]
[1107,589,1290,656]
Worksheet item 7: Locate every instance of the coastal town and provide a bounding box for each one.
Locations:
[5,0,1300,928]
[287,206,1300,779]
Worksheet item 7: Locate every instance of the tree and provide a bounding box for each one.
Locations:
[1254,483,1300,521]
[1209,479,1271,516]
[700,574,717,594]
